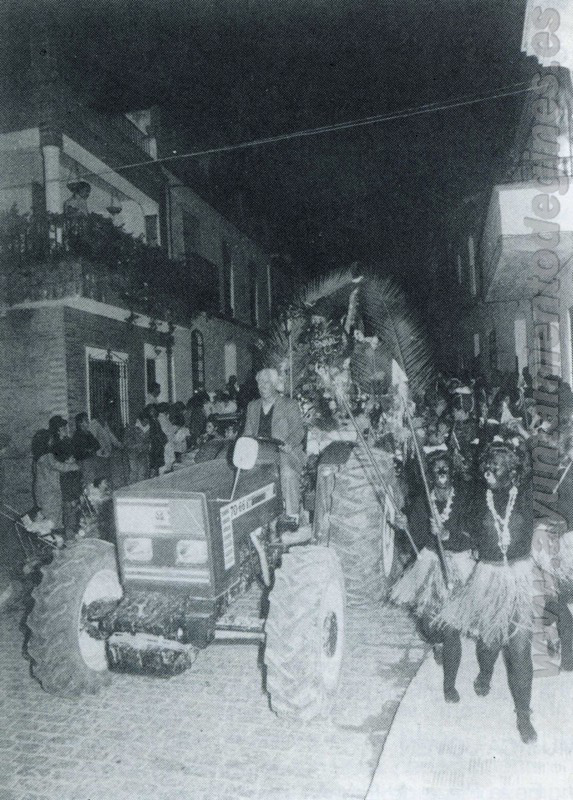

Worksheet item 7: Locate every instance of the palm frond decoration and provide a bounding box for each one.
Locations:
[360,272,448,580]
[361,275,435,397]
[263,315,307,388]
[297,267,359,309]
[350,334,391,397]
[344,284,362,333]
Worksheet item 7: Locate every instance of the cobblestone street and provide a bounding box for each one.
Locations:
[1,590,425,800]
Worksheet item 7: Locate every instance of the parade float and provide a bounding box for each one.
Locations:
[25,266,437,723]
[261,267,435,605]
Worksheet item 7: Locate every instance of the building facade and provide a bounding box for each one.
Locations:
[448,53,573,389]
[0,36,277,507]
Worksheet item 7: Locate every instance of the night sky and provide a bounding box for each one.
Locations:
[2,0,531,306]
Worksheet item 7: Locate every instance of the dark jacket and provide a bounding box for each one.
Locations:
[243,394,305,456]
[71,429,100,462]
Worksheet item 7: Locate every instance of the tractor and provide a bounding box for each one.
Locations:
[26,437,349,721]
[26,431,403,720]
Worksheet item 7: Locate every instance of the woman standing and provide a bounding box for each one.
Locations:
[146,404,167,477]
[34,416,80,530]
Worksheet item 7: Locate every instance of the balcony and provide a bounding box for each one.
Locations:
[109,113,154,157]
[0,209,214,323]
[480,180,573,301]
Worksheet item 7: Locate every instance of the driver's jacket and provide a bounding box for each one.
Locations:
[243,394,305,469]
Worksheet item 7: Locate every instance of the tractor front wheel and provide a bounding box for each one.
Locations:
[27,539,123,696]
[264,545,345,721]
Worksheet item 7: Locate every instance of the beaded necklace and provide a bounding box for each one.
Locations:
[430,487,455,526]
[486,486,518,564]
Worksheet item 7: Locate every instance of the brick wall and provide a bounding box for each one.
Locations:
[0,303,170,509]
[0,301,261,508]
[0,306,68,508]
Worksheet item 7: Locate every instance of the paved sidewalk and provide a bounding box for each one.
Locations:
[367,641,573,800]
[1,593,425,800]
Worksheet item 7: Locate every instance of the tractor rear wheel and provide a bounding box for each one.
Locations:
[27,539,122,696]
[325,449,402,606]
[264,545,345,721]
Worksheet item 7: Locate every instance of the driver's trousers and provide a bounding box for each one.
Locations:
[279,449,303,518]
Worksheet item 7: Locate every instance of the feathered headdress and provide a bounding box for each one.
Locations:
[262,268,362,395]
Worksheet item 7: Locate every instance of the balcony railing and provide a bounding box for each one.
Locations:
[0,210,216,322]
[108,114,153,157]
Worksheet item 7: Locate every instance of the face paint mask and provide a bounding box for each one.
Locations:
[484,459,512,489]
[433,466,450,488]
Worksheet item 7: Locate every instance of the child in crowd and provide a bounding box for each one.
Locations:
[79,477,112,539]
[197,416,218,447]
[224,422,238,441]
[20,507,64,549]
[157,402,176,474]
[171,411,191,463]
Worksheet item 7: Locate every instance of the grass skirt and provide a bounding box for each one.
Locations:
[390,547,475,621]
[436,557,538,648]
[532,527,573,590]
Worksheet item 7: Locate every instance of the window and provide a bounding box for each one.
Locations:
[535,321,561,379]
[468,235,477,296]
[248,261,258,327]
[144,344,170,402]
[191,330,205,390]
[488,328,497,371]
[473,333,480,357]
[144,214,158,246]
[85,346,129,433]
[456,253,462,285]
[514,319,528,374]
[146,357,157,391]
[221,241,233,316]
[182,212,200,256]
[224,340,237,382]
[266,262,272,320]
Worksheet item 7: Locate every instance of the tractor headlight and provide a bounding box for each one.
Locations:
[123,537,153,562]
[176,539,208,565]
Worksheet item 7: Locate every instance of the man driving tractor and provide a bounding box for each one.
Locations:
[243,368,305,532]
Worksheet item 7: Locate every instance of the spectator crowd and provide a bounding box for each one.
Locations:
[28,374,257,542]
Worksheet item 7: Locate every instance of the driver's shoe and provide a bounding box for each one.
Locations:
[280,525,313,547]
[276,514,299,534]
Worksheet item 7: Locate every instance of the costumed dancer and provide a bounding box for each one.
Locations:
[390,451,475,703]
[448,383,479,482]
[437,441,538,743]
[531,418,573,672]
